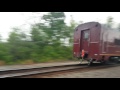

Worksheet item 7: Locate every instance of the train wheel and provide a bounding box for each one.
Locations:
[117,57,120,63]
[100,60,106,65]
[114,59,120,64]
[109,56,119,64]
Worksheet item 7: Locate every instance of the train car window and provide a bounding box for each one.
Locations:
[84,32,89,40]
[114,39,120,45]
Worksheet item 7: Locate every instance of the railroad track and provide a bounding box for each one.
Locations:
[0,63,86,78]
[0,63,120,78]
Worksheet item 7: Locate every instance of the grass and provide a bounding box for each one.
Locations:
[3,60,35,66]
[0,61,5,66]
[0,58,77,66]
[17,60,35,65]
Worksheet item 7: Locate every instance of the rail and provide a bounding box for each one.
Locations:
[0,63,120,78]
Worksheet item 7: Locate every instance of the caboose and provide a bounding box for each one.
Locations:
[73,22,120,65]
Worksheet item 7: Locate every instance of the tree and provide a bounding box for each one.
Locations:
[117,23,120,31]
[0,34,2,42]
[106,16,114,28]
[67,15,79,46]
[30,12,74,61]
[7,27,32,61]
[42,12,66,45]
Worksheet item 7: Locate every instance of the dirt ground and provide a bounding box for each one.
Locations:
[49,66,120,78]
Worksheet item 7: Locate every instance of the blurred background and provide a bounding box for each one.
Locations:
[0,12,119,65]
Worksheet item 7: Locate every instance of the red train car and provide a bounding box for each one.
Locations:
[73,22,120,65]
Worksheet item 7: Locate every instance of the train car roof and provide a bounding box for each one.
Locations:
[75,22,100,31]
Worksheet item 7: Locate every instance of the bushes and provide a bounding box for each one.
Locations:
[0,12,76,65]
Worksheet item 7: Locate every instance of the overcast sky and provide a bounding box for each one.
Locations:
[0,12,120,39]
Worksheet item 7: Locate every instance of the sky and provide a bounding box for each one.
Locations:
[0,12,120,40]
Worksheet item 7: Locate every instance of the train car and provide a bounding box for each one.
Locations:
[73,22,120,65]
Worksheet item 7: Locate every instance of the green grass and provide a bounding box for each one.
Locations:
[0,59,76,66]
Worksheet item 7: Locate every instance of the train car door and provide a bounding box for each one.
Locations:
[80,29,90,52]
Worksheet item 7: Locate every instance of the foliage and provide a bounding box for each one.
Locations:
[106,16,114,28]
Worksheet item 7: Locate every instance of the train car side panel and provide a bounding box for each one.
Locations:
[88,24,101,60]
[73,28,81,57]
[99,25,120,61]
